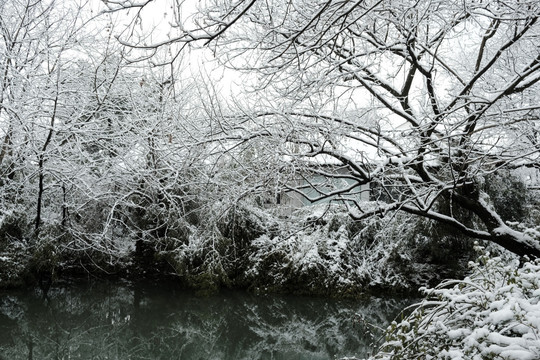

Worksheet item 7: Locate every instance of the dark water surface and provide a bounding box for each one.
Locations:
[0,280,415,359]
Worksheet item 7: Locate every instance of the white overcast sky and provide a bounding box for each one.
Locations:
[88,0,243,99]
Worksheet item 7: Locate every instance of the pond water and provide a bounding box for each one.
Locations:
[0,280,416,360]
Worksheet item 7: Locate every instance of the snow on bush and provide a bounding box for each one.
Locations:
[244,204,423,295]
[243,203,476,296]
[368,247,540,360]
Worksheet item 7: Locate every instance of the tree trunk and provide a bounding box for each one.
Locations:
[35,94,59,233]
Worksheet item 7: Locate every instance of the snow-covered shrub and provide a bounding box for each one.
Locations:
[157,202,279,294]
[369,249,540,360]
[245,224,359,295]
[217,203,274,255]
[243,204,474,296]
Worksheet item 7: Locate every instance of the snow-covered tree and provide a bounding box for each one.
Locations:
[0,0,220,269]
[0,0,101,236]
[105,0,540,258]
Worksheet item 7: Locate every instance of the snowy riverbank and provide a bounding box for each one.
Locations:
[0,204,476,298]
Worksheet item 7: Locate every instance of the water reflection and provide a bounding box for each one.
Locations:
[0,281,415,359]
